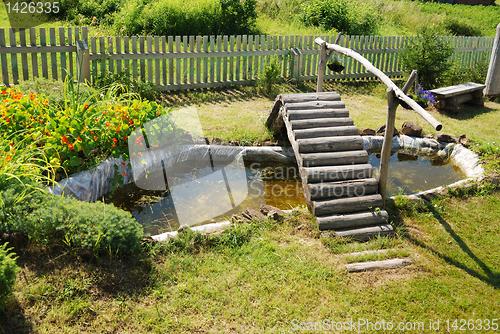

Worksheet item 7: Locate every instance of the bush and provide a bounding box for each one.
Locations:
[0,243,19,310]
[0,183,143,255]
[258,57,282,96]
[300,0,377,35]
[401,26,454,90]
[115,0,257,37]
[91,70,159,101]
[443,17,482,37]
[58,0,124,25]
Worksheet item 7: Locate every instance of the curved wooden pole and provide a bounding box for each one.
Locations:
[315,37,442,131]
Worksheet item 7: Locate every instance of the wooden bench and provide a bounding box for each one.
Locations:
[430,82,485,112]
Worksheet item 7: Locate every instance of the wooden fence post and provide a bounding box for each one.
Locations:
[317,41,327,92]
[291,47,302,82]
[76,40,90,83]
[484,23,500,97]
[378,88,399,206]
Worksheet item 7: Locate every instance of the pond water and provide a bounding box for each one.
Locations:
[102,150,465,236]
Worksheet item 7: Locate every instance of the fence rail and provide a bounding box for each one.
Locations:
[0,26,495,90]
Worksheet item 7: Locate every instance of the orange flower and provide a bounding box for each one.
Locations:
[122,171,127,176]
[121,162,126,166]
[68,144,74,150]
[93,136,98,141]
[111,144,116,147]
[61,135,69,144]
[113,138,118,143]
[29,94,36,100]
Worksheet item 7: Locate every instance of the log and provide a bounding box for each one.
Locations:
[484,23,500,96]
[287,108,350,120]
[317,210,389,230]
[301,150,368,167]
[265,98,283,130]
[280,92,341,103]
[291,118,354,130]
[309,178,378,200]
[334,224,394,241]
[285,100,345,110]
[313,194,383,215]
[345,258,413,272]
[298,135,363,153]
[315,37,442,131]
[302,164,373,183]
[294,126,359,140]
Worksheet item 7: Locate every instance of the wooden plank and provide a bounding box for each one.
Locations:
[147,36,153,82]
[0,29,9,85]
[287,109,349,120]
[40,28,48,79]
[132,36,138,80]
[310,178,378,201]
[162,36,167,85]
[336,224,394,242]
[210,35,215,82]
[116,36,122,73]
[216,35,221,82]
[297,135,364,153]
[108,36,114,74]
[168,36,174,84]
[139,36,145,80]
[58,27,67,81]
[124,36,130,76]
[302,164,372,183]
[196,36,201,84]
[99,36,105,75]
[9,29,19,84]
[313,194,383,216]
[68,28,74,79]
[203,36,208,83]
[379,89,398,206]
[19,28,29,81]
[254,35,260,79]
[291,117,354,130]
[301,150,368,168]
[345,258,412,272]
[294,126,359,139]
[29,28,38,79]
[183,36,188,84]
[430,82,485,98]
[229,35,234,81]
[91,37,97,77]
[285,100,345,110]
[154,36,160,85]
[242,35,248,80]
[49,28,57,80]
[281,92,341,103]
[223,35,228,82]
[283,35,289,78]
[189,36,194,84]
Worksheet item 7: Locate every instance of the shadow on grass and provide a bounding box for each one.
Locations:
[408,206,500,289]
[438,104,497,120]
[0,245,155,333]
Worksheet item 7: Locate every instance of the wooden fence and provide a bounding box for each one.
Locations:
[0,26,495,90]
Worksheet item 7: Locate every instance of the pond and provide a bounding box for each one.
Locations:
[102,150,465,236]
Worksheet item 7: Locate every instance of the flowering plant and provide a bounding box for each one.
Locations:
[328,56,345,67]
[412,84,436,107]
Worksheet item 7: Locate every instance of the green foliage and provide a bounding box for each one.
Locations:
[0,184,143,255]
[91,70,159,101]
[300,0,377,35]
[401,26,454,90]
[58,0,124,25]
[114,0,257,37]
[443,17,482,37]
[258,57,282,96]
[0,243,19,310]
[443,56,489,87]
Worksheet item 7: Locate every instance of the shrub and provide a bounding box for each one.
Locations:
[115,0,257,37]
[300,0,377,36]
[0,243,19,310]
[0,183,143,255]
[91,70,159,101]
[401,26,454,90]
[443,55,489,87]
[58,0,124,25]
[258,57,282,96]
[443,17,482,37]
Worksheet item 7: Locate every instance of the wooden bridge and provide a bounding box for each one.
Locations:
[266,37,443,240]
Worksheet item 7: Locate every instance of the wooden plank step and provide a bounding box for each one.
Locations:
[286,101,345,110]
[313,194,383,216]
[345,258,413,272]
[301,150,368,167]
[309,178,379,201]
[298,136,363,153]
[291,117,354,130]
[280,92,341,103]
[302,164,373,183]
[294,126,359,140]
[317,210,388,230]
[287,108,349,121]
[335,224,394,241]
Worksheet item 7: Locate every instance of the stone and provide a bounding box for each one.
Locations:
[376,125,399,137]
[260,204,285,221]
[435,133,456,143]
[459,134,470,147]
[177,225,191,233]
[359,128,376,136]
[230,214,246,224]
[253,142,261,146]
[263,141,276,146]
[241,208,265,221]
[400,121,423,137]
[425,134,434,139]
[481,174,500,186]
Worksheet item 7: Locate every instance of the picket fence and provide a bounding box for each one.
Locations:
[0,26,494,90]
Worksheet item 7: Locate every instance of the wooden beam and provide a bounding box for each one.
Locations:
[345,258,413,272]
[314,37,442,131]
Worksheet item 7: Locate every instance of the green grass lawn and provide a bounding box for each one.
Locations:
[2,79,499,333]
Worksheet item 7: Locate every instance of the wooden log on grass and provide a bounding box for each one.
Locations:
[345,258,413,272]
[317,210,389,230]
